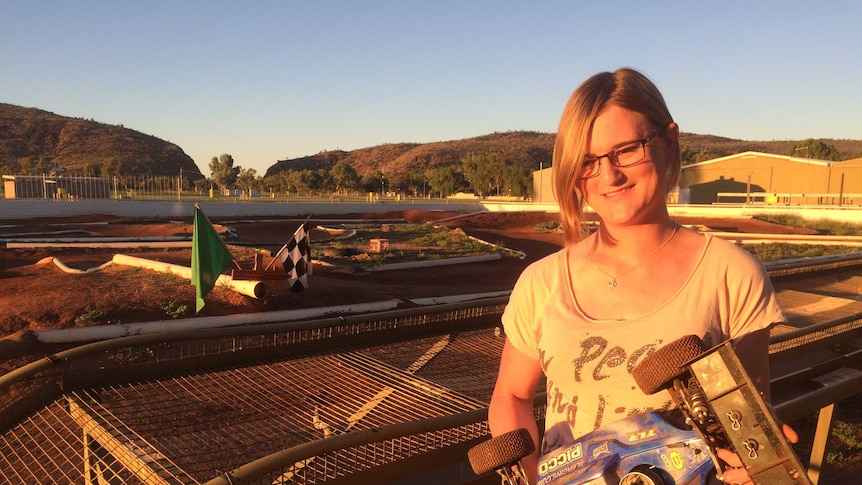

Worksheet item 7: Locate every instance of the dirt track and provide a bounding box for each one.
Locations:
[0,210,812,363]
[0,212,562,338]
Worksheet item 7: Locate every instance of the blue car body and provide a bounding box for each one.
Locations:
[536,412,715,485]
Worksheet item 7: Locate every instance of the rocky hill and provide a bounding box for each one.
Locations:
[678,133,862,165]
[0,103,201,179]
[268,132,862,177]
[265,131,556,177]
[3,103,861,179]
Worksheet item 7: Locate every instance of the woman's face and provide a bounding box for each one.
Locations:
[576,105,678,227]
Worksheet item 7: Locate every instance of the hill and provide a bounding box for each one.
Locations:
[269,131,862,177]
[0,103,201,179]
[3,103,861,180]
[678,133,862,164]
[265,131,556,177]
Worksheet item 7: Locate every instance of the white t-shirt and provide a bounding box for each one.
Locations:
[502,233,784,454]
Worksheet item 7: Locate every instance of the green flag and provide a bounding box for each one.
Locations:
[191,204,234,313]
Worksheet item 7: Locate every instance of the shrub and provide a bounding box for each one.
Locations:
[76,309,108,323]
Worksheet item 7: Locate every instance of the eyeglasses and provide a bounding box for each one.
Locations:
[576,128,665,180]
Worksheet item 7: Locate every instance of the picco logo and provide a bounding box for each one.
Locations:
[538,443,584,475]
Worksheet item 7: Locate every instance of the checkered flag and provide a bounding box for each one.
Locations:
[277,222,312,292]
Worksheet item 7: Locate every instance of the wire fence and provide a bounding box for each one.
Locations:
[2,174,181,200]
[1,174,443,204]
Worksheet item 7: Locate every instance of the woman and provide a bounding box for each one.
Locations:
[487,68,795,484]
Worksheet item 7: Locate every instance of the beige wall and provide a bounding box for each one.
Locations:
[532,167,555,204]
[679,152,841,204]
[829,158,862,198]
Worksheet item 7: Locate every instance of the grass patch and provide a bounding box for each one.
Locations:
[826,420,862,464]
[535,220,561,232]
[409,227,488,253]
[313,223,500,269]
[116,266,144,276]
[162,301,190,319]
[118,346,155,363]
[753,214,862,236]
[743,214,862,261]
[143,271,184,285]
[743,243,861,262]
[76,309,108,323]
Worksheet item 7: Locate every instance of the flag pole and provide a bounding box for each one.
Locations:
[263,245,286,271]
[191,203,237,312]
[263,215,312,272]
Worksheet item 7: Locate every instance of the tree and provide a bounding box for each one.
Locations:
[427,166,464,197]
[237,168,258,196]
[680,145,710,166]
[502,165,532,198]
[330,161,360,195]
[17,157,34,175]
[388,170,426,196]
[787,139,841,161]
[83,163,100,177]
[394,169,430,197]
[285,170,304,195]
[298,169,326,195]
[262,171,287,195]
[209,154,239,191]
[462,152,507,197]
[102,158,121,177]
[193,178,209,194]
[361,170,387,194]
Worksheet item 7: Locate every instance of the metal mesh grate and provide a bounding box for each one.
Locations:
[0,400,84,484]
[1,300,510,484]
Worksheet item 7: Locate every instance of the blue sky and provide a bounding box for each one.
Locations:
[2,1,860,175]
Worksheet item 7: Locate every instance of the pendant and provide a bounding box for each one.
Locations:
[608,278,617,289]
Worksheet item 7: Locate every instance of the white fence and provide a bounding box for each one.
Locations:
[2,174,190,200]
[0,199,485,220]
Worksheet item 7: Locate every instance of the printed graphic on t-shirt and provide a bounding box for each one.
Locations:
[539,331,714,454]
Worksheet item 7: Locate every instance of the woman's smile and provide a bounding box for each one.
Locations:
[601,183,635,198]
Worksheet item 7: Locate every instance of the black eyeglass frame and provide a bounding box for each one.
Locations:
[576,126,668,180]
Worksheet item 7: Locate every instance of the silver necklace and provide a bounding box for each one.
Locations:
[587,223,679,289]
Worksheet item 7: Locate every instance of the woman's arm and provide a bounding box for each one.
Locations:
[488,339,544,483]
[718,327,799,484]
[734,327,773,400]
[735,326,800,444]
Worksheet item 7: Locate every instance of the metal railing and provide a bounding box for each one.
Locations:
[0,298,508,484]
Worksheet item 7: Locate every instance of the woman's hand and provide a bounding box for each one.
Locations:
[715,424,799,484]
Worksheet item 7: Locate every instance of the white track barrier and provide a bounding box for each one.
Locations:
[32,299,404,344]
[110,254,267,299]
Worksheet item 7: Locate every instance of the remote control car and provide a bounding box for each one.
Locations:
[468,335,812,484]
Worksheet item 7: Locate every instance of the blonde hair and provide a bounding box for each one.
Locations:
[552,68,679,245]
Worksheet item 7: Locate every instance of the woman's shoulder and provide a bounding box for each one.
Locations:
[513,247,569,289]
[701,232,768,273]
[522,247,568,274]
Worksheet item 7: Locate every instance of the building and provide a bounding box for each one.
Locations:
[680,152,862,205]
[532,167,554,204]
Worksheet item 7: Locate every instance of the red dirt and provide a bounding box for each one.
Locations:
[0,211,561,341]
[0,211,820,344]
[0,210,818,368]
